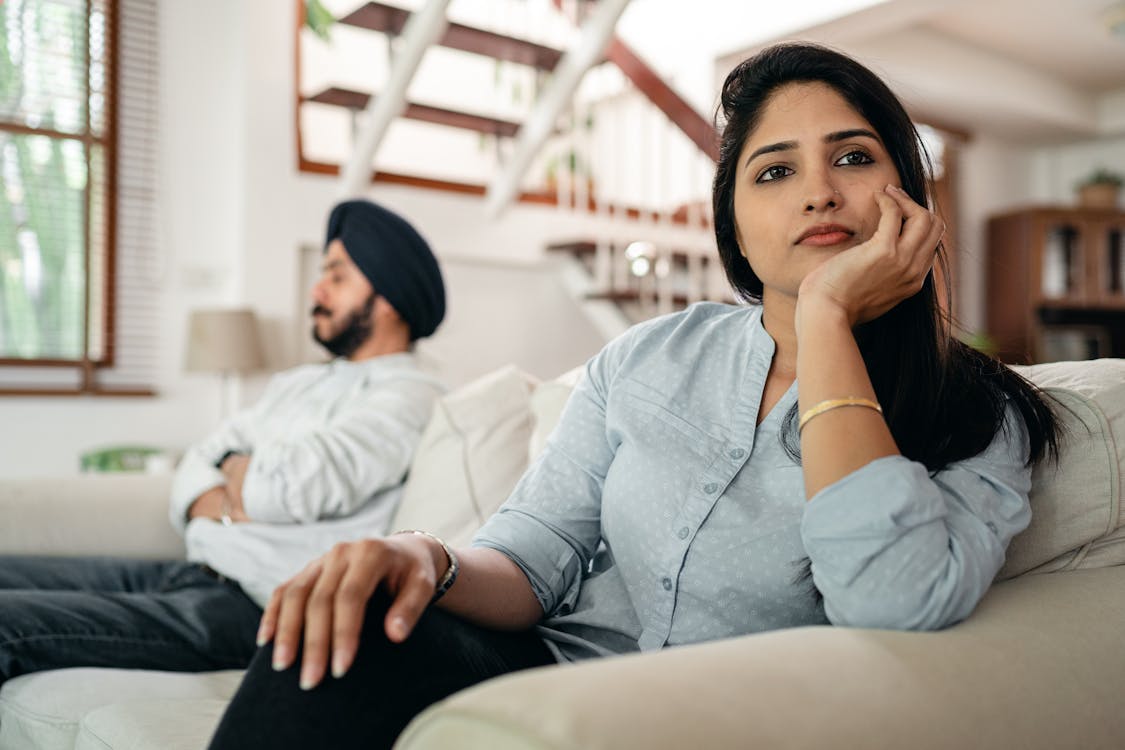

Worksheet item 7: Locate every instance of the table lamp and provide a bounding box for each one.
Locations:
[185,308,266,418]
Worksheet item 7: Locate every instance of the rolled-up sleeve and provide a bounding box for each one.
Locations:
[473,329,640,617]
[801,405,1032,631]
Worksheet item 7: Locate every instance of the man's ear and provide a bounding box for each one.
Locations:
[372,295,403,324]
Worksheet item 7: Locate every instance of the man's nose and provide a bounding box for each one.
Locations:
[311,279,328,305]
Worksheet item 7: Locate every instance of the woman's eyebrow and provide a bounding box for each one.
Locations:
[744,140,796,168]
[744,128,881,169]
[825,128,880,143]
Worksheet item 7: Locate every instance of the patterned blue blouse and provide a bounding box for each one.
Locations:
[473,302,1032,663]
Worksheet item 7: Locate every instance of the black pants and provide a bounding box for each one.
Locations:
[207,592,557,749]
[0,555,262,686]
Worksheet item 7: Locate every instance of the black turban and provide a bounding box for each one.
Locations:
[325,200,445,340]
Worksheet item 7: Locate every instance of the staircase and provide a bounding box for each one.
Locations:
[296,0,731,325]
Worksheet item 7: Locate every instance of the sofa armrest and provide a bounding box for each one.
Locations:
[396,567,1125,750]
[0,475,185,559]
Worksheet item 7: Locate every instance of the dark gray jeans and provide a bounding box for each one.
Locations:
[0,555,262,686]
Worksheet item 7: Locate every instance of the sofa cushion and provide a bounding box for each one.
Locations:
[528,366,585,460]
[0,474,183,559]
[75,698,228,750]
[999,359,1125,579]
[0,668,241,750]
[390,365,539,548]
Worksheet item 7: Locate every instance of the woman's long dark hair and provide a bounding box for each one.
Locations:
[712,43,1061,476]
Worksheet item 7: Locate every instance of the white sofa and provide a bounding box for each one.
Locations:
[1,359,1123,750]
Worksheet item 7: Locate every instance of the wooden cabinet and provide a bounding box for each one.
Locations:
[987,207,1125,364]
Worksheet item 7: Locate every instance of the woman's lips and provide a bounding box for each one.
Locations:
[799,230,853,246]
[796,224,854,246]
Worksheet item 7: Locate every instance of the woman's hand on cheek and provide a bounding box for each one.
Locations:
[797,184,944,330]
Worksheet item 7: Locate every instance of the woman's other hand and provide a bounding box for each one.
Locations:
[797,184,944,329]
[256,534,447,690]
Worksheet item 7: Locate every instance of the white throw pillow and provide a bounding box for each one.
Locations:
[391,366,539,547]
[1000,359,1125,579]
[528,366,584,460]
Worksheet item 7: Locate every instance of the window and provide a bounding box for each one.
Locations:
[0,0,157,395]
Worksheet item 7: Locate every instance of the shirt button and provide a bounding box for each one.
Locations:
[985,521,998,534]
[677,527,690,539]
[729,448,746,460]
[661,577,673,591]
[703,482,719,494]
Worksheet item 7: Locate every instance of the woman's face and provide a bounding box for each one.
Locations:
[733,82,902,302]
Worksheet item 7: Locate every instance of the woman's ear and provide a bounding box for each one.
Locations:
[734,227,749,261]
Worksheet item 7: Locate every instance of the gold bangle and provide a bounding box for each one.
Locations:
[798,397,883,433]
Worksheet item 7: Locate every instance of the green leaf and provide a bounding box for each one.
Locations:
[305,0,336,43]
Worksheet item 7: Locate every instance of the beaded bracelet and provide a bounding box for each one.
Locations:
[798,397,883,433]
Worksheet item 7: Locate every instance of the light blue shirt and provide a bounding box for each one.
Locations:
[473,303,1032,662]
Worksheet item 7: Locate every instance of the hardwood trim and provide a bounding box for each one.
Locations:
[0,121,97,142]
[990,205,1125,222]
[101,0,120,372]
[298,154,715,225]
[339,2,565,70]
[0,358,100,368]
[294,0,307,177]
[0,387,155,398]
[549,0,717,163]
[304,87,521,137]
[297,155,559,203]
[603,37,718,162]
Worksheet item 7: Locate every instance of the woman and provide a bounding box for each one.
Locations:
[209,43,1060,749]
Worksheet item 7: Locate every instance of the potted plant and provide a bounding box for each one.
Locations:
[1076,168,1123,209]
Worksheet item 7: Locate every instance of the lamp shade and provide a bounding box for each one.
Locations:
[185,308,266,374]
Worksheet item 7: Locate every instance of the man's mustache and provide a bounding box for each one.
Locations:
[311,305,330,317]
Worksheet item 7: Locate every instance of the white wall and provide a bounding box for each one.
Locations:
[0,0,250,478]
[1029,136,1125,204]
[0,0,618,478]
[953,135,1038,333]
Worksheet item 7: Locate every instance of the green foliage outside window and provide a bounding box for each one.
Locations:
[0,0,108,362]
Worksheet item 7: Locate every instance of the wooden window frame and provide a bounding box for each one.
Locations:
[0,0,124,395]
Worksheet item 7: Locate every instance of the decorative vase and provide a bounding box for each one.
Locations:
[1078,183,1121,209]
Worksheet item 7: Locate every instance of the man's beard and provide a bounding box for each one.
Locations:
[311,294,376,358]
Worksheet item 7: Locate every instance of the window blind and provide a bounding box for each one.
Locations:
[0,0,159,392]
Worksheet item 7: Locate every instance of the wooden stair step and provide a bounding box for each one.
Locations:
[340,2,567,71]
[305,86,521,137]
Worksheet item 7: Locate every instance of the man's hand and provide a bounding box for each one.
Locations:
[219,454,252,508]
[186,486,250,523]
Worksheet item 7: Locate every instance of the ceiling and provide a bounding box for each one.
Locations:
[924,0,1125,93]
[719,0,1125,141]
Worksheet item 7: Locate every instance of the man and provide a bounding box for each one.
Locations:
[0,199,447,685]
